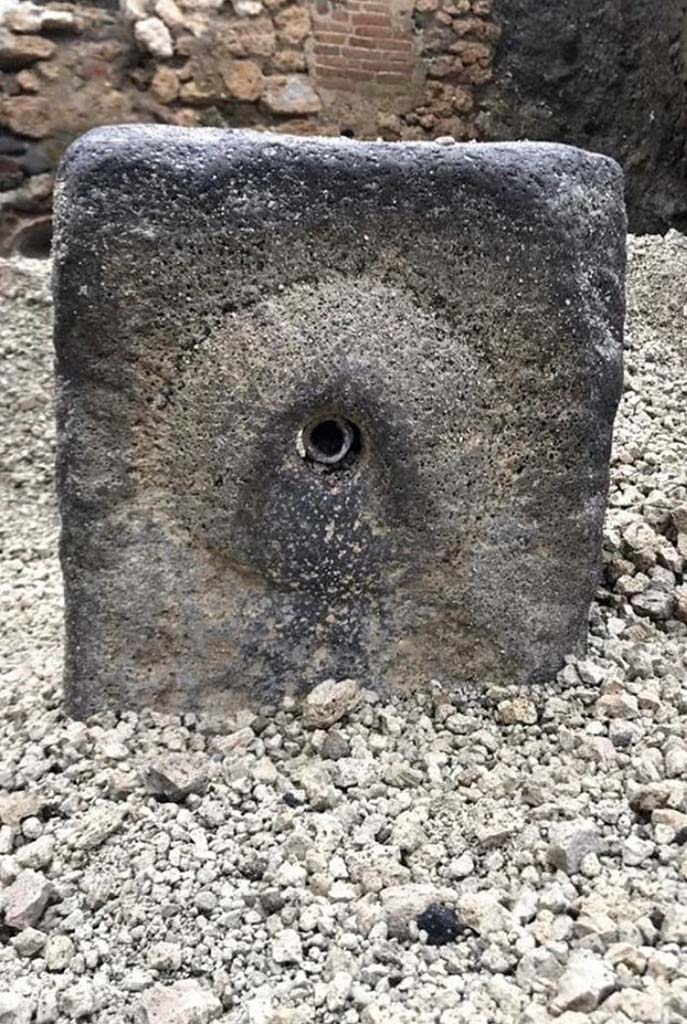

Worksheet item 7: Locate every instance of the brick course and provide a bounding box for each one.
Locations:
[313,0,417,88]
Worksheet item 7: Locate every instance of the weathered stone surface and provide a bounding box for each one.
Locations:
[232,0,263,15]
[136,980,222,1024]
[0,790,45,826]
[68,802,125,850]
[222,59,263,101]
[142,752,211,800]
[550,950,616,1013]
[146,941,183,971]
[271,928,302,964]
[150,65,180,103]
[15,834,54,870]
[0,30,55,70]
[53,128,625,716]
[154,0,188,31]
[261,74,320,114]
[134,16,174,58]
[44,933,75,971]
[5,5,77,33]
[0,95,52,138]
[271,48,306,73]
[221,15,276,56]
[121,0,153,20]
[274,4,310,45]
[178,79,219,105]
[547,819,602,875]
[303,678,361,729]
[675,584,687,624]
[177,0,223,9]
[11,926,46,958]
[0,992,32,1024]
[496,697,537,725]
[3,869,52,929]
[457,890,512,935]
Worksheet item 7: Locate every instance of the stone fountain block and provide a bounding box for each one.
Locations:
[53,127,626,717]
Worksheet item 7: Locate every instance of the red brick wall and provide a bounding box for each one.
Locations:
[312,0,417,90]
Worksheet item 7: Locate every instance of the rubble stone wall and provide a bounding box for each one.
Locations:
[0,0,685,252]
[0,0,499,253]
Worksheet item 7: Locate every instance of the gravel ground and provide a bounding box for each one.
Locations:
[1,234,687,1024]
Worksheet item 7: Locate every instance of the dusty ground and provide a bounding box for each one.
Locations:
[1,235,687,1023]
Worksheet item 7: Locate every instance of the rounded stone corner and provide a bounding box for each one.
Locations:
[57,126,126,186]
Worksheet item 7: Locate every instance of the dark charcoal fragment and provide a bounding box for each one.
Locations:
[259,889,286,915]
[650,907,666,931]
[416,904,465,946]
[238,856,267,881]
[282,791,306,808]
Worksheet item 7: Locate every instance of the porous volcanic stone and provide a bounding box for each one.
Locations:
[53,127,625,717]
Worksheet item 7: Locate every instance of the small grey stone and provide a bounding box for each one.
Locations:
[146,941,182,972]
[496,697,538,725]
[3,869,52,930]
[44,934,75,971]
[456,891,512,936]
[0,791,45,827]
[516,949,564,996]
[661,908,687,944]
[15,834,54,870]
[631,781,687,813]
[321,730,351,760]
[550,951,616,1013]
[57,982,95,1021]
[142,752,210,800]
[546,819,602,874]
[71,802,125,851]
[10,926,46,957]
[34,988,58,1024]
[134,16,173,58]
[20,817,42,840]
[631,588,674,620]
[136,980,222,1024]
[595,687,639,719]
[259,890,286,916]
[604,987,668,1023]
[0,826,14,856]
[303,679,361,729]
[82,870,114,910]
[271,928,303,964]
[326,971,353,1011]
[0,993,32,1024]
[194,889,218,915]
[665,739,687,778]
[609,719,642,747]
[122,969,155,992]
[622,834,654,866]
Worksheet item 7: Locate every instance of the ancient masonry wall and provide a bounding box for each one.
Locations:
[0,0,499,254]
